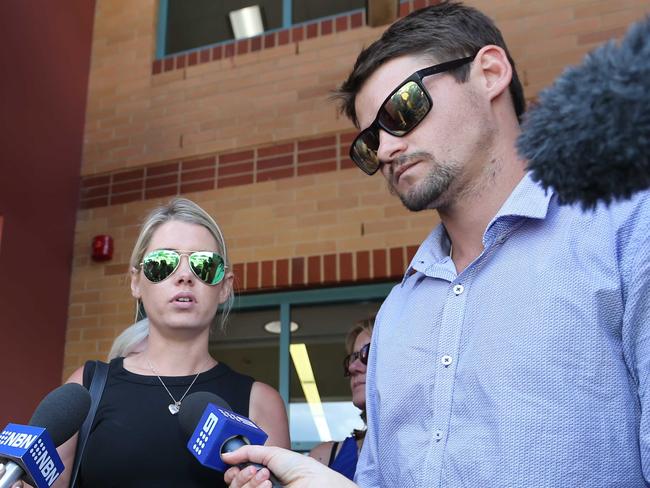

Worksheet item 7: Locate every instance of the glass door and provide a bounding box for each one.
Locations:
[288,300,382,451]
[210,283,394,451]
[209,307,281,389]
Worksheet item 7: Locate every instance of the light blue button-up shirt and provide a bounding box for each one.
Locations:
[356,173,650,487]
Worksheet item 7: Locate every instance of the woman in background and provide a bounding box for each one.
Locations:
[308,318,373,480]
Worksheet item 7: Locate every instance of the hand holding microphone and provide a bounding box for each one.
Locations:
[0,383,90,488]
[222,445,357,488]
[178,391,283,487]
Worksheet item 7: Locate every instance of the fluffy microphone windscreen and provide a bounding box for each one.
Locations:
[28,383,91,446]
[178,391,231,437]
[517,16,650,209]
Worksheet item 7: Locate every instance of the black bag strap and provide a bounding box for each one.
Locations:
[70,360,109,488]
[328,441,340,466]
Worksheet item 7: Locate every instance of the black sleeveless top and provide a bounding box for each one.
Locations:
[79,357,254,487]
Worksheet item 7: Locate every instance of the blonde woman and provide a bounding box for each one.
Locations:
[55,198,289,487]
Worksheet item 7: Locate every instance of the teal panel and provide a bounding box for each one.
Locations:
[231,282,396,310]
[155,0,169,59]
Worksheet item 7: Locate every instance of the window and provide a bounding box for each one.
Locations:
[163,0,284,56]
[210,307,281,389]
[209,283,394,451]
[158,0,365,57]
[292,0,365,24]
[288,301,381,451]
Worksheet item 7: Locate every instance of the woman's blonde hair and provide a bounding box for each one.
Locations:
[108,198,232,360]
[345,316,374,355]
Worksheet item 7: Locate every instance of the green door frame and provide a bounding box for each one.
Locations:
[230,282,395,408]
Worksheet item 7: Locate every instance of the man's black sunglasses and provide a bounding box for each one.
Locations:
[349,54,476,175]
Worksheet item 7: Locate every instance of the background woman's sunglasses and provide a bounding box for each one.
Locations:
[349,55,476,175]
[140,249,226,285]
[343,343,371,377]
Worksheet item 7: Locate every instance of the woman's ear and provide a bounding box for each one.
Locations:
[130,267,142,300]
[473,44,512,103]
[217,271,234,305]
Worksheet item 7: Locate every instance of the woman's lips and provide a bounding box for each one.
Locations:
[171,291,196,309]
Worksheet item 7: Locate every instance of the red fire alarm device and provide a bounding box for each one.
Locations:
[92,235,113,261]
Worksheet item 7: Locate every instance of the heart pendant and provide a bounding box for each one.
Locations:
[168,403,180,415]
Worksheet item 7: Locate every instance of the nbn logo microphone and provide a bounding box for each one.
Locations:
[0,431,38,449]
[0,423,65,487]
[187,403,268,472]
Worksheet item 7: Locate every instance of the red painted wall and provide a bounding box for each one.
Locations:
[0,1,95,423]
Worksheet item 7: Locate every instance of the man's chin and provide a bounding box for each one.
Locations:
[388,178,446,211]
[398,188,442,212]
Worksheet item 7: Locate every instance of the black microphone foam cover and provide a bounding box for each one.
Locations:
[178,391,231,437]
[517,16,650,209]
[28,383,91,446]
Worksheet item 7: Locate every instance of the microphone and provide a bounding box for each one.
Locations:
[517,15,650,209]
[0,383,91,488]
[179,391,282,487]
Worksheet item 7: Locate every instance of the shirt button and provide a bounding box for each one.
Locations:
[441,355,453,366]
[453,284,464,295]
[434,430,443,442]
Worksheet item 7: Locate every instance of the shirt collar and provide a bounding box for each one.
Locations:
[403,172,554,283]
[489,171,553,223]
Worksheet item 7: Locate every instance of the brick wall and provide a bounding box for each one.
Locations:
[64,0,650,379]
[66,166,429,377]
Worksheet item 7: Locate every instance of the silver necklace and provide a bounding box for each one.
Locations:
[146,359,202,415]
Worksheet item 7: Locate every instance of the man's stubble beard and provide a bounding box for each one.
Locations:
[387,153,461,212]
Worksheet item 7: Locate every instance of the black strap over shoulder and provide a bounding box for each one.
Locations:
[70,360,109,488]
[328,441,340,466]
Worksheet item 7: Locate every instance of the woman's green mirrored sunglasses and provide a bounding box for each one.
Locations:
[140,249,226,285]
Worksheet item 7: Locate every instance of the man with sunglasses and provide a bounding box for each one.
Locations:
[335,2,650,488]
[225,3,649,488]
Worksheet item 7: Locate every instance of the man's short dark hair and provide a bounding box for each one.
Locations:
[334,1,526,126]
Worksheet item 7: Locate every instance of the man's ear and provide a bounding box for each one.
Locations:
[473,44,512,103]
[130,267,142,300]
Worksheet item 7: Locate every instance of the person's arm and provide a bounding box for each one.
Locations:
[248,382,290,449]
[308,441,335,466]
[49,367,84,488]
[223,445,357,488]
[624,229,650,483]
